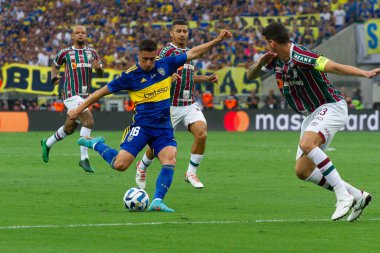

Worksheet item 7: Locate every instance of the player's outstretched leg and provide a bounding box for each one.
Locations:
[148,164,175,212]
[77,136,105,149]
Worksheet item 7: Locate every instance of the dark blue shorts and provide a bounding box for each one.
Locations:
[120,125,177,157]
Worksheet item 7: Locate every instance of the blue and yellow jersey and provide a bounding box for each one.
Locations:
[107,54,187,128]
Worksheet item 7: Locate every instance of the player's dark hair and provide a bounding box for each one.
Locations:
[172,20,188,28]
[262,22,290,44]
[139,39,157,52]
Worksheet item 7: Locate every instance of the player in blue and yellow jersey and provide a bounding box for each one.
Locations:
[68,30,232,212]
[247,22,379,221]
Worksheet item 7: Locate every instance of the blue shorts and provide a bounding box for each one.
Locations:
[120,125,177,157]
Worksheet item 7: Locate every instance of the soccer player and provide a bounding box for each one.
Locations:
[247,22,377,221]
[40,25,104,173]
[135,20,219,190]
[68,30,233,212]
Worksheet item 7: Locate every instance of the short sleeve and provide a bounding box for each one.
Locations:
[54,49,66,67]
[107,71,130,93]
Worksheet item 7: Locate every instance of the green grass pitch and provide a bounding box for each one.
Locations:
[0,131,379,252]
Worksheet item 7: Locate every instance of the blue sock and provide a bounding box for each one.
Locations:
[153,165,175,200]
[94,142,118,168]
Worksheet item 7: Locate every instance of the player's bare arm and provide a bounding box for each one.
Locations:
[92,59,104,77]
[247,51,277,80]
[51,64,61,85]
[187,29,232,61]
[323,60,380,78]
[68,85,111,120]
[194,74,218,85]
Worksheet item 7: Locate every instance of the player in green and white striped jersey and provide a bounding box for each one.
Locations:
[136,20,220,189]
[41,25,104,173]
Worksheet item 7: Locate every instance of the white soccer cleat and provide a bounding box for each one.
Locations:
[135,161,147,189]
[184,173,204,189]
[332,195,354,221]
[347,191,372,222]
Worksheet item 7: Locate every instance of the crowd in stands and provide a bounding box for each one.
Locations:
[0,0,378,111]
[2,0,378,70]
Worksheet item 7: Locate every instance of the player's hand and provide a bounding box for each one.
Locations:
[171,73,181,82]
[216,29,233,42]
[92,60,101,70]
[365,68,380,78]
[68,108,80,120]
[51,75,61,85]
[258,51,278,66]
[206,73,219,86]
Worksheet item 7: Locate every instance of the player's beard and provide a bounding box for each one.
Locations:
[77,40,85,46]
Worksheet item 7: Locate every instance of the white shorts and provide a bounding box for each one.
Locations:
[64,95,89,113]
[296,100,348,160]
[170,102,206,130]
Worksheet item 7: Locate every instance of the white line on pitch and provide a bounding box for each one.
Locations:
[1,218,380,230]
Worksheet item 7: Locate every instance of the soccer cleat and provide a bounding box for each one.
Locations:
[77,136,105,149]
[184,173,204,189]
[148,199,175,212]
[41,138,50,163]
[79,158,95,173]
[135,161,147,189]
[332,195,354,221]
[347,191,372,222]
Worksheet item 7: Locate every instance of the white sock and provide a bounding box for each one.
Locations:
[80,127,91,160]
[187,153,204,175]
[46,126,67,147]
[138,153,154,171]
[306,168,362,201]
[307,147,350,199]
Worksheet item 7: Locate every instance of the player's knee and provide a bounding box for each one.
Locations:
[299,140,316,154]
[82,119,94,129]
[63,126,75,135]
[295,166,309,180]
[195,131,207,144]
[112,161,128,171]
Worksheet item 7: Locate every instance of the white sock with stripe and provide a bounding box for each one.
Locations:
[306,168,362,201]
[307,147,350,199]
[187,154,204,175]
[80,127,91,160]
[46,126,67,147]
[138,153,154,171]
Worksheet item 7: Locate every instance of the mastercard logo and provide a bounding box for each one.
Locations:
[223,111,250,132]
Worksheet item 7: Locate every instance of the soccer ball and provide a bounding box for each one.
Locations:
[123,187,149,211]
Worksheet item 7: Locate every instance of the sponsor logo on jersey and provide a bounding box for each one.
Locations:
[293,54,312,63]
[144,86,169,99]
[284,80,304,86]
[75,63,92,68]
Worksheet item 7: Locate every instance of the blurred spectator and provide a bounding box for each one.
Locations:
[352,88,364,109]
[246,89,260,109]
[12,99,26,111]
[123,97,134,111]
[333,4,346,30]
[202,90,214,110]
[264,89,280,110]
[224,90,239,110]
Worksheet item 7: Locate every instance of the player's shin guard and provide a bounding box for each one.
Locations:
[94,142,118,167]
[153,165,175,200]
